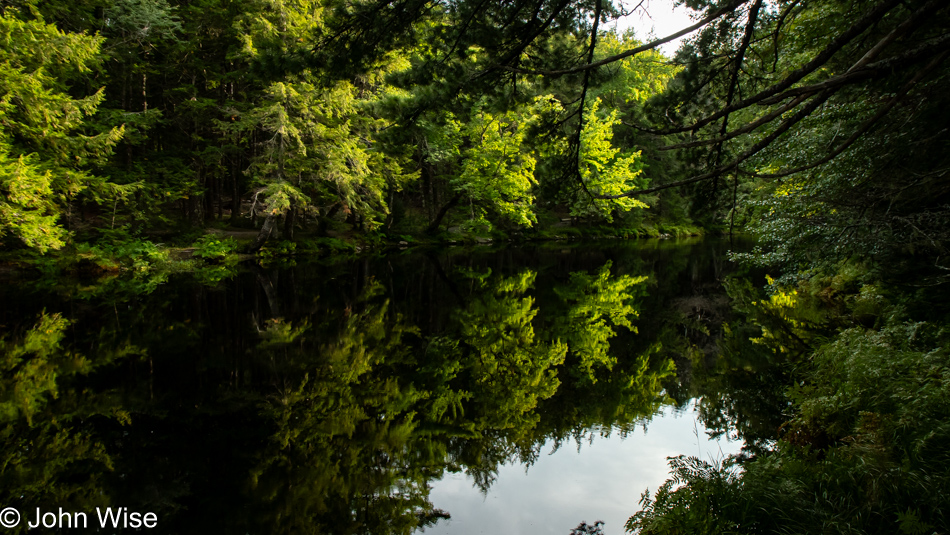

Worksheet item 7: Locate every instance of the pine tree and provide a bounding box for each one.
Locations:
[0,10,123,252]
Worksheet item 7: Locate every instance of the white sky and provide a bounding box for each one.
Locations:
[609,0,699,55]
[426,405,742,535]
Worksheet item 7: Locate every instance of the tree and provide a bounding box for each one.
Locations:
[0,10,123,251]
[316,0,950,268]
[552,261,647,381]
[571,99,648,221]
[445,98,563,232]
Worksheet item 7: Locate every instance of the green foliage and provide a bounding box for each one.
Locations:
[0,149,66,251]
[0,0,702,253]
[0,313,74,424]
[0,309,144,425]
[710,0,950,276]
[572,99,649,221]
[191,263,239,286]
[191,234,238,261]
[725,274,832,358]
[451,98,559,229]
[627,456,746,535]
[258,239,297,259]
[631,264,950,535]
[793,321,950,466]
[72,237,168,272]
[591,33,678,107]
[104,0,183,45]
[454,269,568,429]
[0,11,123,252]
[234,49,415,229]
[553,261,647,382]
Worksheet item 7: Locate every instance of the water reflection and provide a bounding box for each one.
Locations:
[0,239,768,534]
[427,406,740,535]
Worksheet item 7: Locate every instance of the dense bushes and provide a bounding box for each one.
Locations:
[629,272,950,534]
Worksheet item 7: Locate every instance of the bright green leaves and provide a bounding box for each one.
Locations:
[0,12,102,78]
[456,270,568,428]
[227,0,415,233]
[257,180,310,217]
[574,99,649,221]
[554,261,647,382]
[0,151,66,251]
[592,32,678,107]
[413,95,569,232]
[240,77,407,226]
[454,102,541,229]
[0,12,123,252]
[0,14,119,165]
[231,0,416,229]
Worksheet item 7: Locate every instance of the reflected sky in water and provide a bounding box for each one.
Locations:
[427,405,740,535]
[0,239,770,534]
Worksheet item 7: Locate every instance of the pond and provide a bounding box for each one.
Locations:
[0,238,776,534]
[426,405,739,534]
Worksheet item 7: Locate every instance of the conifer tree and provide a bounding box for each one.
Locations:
[0,10,123,252]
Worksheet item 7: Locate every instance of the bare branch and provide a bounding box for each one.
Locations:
[749,50,950,179]
[501,0,750,76]
[639,0,905,135]
[658,93,811,151]
[599,90,834,198]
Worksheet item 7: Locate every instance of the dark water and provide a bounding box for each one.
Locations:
[0,238,777,534]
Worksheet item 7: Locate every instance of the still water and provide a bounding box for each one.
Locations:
[0,238,767,534]
[427,405,739,534]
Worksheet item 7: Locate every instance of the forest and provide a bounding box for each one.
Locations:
[2,0,950,532]
[0,0,947,263]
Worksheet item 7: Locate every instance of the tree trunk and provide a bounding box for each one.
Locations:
[248,212,278,252]
[319,204,341,236]
[217,175,223,219]
[284,206,296,241]
[231,161,241,223]
[203,172,214,223]
[426,192,463,234]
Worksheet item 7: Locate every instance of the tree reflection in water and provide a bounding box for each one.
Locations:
[0,239,769,534]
